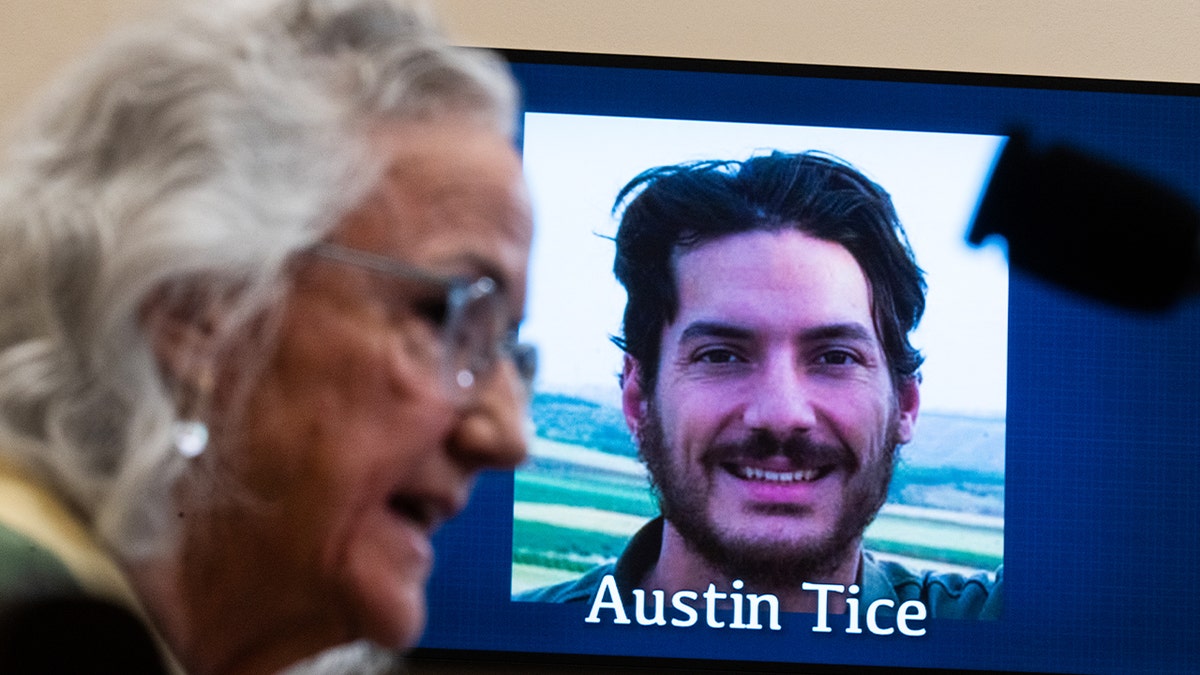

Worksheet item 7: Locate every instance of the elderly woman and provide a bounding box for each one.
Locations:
[0,0,532,672]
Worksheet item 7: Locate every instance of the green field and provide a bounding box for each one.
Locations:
[513,392,1005,594]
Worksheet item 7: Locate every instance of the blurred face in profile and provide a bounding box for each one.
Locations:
[622,229,919,585]
[185,120,533,653]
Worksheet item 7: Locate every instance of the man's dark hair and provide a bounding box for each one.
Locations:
[612,150,926,392]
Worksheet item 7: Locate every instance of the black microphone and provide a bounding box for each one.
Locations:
[969,131,1200,310]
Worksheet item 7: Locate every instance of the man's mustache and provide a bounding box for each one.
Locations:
[701,429,859,472]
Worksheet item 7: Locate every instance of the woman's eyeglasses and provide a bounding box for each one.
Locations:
[305,241,536,400]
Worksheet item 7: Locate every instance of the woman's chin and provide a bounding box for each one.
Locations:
[349,566,430,651]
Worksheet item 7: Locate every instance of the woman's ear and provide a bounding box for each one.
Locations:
[142,280,258,458]
[139,284,227,391]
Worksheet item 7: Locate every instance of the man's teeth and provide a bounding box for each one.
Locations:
[733,466,820,483]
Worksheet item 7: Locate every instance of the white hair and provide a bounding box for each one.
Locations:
[0,0,517,557]
[280,640,403,674]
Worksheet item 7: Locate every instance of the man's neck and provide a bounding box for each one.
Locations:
[640,520,862,614]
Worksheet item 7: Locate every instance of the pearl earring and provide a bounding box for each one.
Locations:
[173,365,214,458]
[172,420,209,458]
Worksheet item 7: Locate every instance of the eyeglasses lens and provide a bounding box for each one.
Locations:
[447,283,536,394]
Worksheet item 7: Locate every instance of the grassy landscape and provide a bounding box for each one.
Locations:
[512,392,1005,594]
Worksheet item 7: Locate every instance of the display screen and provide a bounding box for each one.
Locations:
[416,52,1200,674]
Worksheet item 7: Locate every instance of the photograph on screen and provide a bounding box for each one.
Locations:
[509,112,1007,627]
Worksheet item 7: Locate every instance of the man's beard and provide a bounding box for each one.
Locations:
[638,401,899,589]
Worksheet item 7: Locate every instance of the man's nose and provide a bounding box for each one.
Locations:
[741,354,818,435]
[449,358,529,471]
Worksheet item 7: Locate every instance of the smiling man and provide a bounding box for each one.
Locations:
[520,151,1001,623]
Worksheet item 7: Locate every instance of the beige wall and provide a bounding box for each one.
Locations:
[1,0,155,126]
[2,1,1199,128]
[429,0,1200,84]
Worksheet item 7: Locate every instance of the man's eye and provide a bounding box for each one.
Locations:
[694,348,744,365]
[816,350,858,366]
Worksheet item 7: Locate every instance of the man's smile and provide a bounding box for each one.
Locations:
[724,464,832,483]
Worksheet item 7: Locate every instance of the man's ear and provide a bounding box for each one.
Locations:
[894,375,921,445]
[621,354,649,440]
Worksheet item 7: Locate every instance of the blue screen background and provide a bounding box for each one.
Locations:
[419,57,1200,674]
